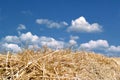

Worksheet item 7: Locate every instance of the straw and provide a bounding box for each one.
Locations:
[0,49,120,80]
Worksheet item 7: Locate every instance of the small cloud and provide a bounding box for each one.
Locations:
[17,24,26,30]
[21,10,32,15]
[70,35,79,40]
[4,36,20,43]
[39,36,65,49]
[67,16,102,33]
[62,21,68,26]
[36,19,68,28]
[2,43,21,52]
[69,35,79,47]
[79,39,120,56]
[80,40,109,51]
[107,46,120,53]
[20,32,39,43]
[69,39,77,46]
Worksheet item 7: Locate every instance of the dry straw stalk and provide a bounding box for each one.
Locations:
[0,49,120,80]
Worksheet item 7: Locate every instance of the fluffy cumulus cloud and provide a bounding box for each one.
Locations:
[68,35,79,47]
[2,43,21,52]
[4,36,20,43]
[0,32,66,52]
[1,31,120,56]
[80,40,109,50]
[20,32,39,43]
[17,24,26,30]
[79,39,120,56]
[107,46,120,53]
[69,39,77,46]
[67,16,102,33]
[105,46,120,56]
[36,19,68,28]
[19,32,65,49]
[39,36,65,49]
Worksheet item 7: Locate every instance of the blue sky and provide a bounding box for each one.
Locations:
[0,0,120,56]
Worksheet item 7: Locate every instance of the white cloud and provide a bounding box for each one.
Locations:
[20,32,39,43]
[28,44,40,50]
[69,35,78,46]
[69,39,77,46]
[2,43,21,52]
[39,36,65,49]
[36,19,49,24]
[17,24,26,30]
[19,32,65,49]
[67,16,102,33]
[4,36,19,43]
[1,31,120,56]
[79,39,120,56]
[80,40,109,50]
[0,32,66,52]
[36,19,68,28]
[70,35,79,40]
[107,46,120,53]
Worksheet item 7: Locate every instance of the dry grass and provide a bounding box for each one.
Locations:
[111,58,120,65]
[0,49,120,80]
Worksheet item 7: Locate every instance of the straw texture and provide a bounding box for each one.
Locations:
[0,49,120,80]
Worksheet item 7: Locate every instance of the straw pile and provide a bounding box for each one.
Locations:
[0,49,120,80]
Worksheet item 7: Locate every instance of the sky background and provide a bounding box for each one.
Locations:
[0,0,120,56]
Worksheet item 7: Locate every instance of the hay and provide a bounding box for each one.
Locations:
[0,49,120,80]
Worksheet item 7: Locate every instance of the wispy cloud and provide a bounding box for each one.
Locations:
[21,10,32,15]
[17,24,26,30]
[36,19,68,28]
[67,16,102,33]
[70,35,79,40]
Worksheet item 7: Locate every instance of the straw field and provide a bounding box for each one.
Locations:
[0,49,120,80]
